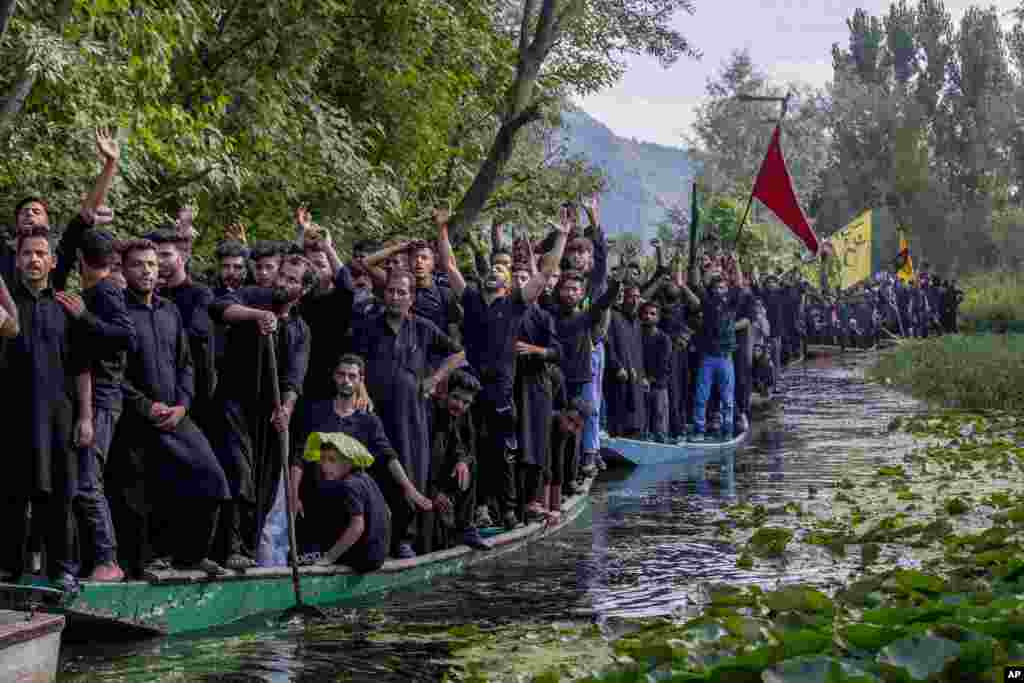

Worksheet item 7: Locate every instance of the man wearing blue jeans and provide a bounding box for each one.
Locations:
[580,341,604,474]
[687,274,749,442]
[60,228,137,582]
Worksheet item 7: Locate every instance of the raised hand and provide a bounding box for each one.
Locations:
[432,207,450,227]
[225,222,247,243]
[95,127,120,163]
[555,206,572,235]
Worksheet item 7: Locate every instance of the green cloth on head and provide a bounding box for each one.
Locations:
[303,432,375,469]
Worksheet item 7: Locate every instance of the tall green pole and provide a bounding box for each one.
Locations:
[687,181,700,281]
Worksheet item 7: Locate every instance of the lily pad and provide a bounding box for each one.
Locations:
[890,570,947,596]
[763,586,833,615]
[877,634,961,680]
[944,498,969,515]
[842,624,906,652]
[747,527,795,558]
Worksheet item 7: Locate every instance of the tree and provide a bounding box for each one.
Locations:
[446,0,699,242]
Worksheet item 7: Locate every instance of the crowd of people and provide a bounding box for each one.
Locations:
[0,130,959,591]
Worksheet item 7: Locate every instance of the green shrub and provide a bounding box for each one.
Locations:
[959,271,1024,327]
[867,335,1024,411]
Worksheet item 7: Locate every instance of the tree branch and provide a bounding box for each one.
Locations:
[0,0,16,44]
[519,0,537,62]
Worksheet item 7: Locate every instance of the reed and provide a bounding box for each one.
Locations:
[867,335,1024,411]
[959,270,1024,326]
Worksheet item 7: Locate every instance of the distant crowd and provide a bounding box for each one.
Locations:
[2,130,945,590]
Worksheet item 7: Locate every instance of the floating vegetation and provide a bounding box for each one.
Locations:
[560,409,1024,683]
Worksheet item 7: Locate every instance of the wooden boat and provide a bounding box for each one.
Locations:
[0,478,594,640]
[601,429,749,466]
[0,610,65,682]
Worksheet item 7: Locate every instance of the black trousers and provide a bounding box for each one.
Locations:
[734,335,752,420]
[472,397,517,517]
[0,494,75,579]
[667,347,689,436]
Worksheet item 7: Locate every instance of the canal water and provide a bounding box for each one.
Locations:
[58,353,922,682]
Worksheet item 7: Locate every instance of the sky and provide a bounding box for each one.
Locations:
[580,0,1021,149]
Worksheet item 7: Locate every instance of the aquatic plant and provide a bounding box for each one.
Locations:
[867,335,1024,411]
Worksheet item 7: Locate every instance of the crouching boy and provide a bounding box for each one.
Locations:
[303,432,390,572]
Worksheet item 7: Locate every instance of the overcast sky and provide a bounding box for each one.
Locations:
[580,0,1020,149]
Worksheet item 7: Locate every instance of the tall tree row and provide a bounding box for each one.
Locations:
[0,0,698,257]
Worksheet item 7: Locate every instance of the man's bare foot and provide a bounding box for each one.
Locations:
[87,563,124,583]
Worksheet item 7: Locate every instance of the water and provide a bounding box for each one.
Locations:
[59,354,922,682]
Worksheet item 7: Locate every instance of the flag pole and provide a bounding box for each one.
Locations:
[734,92,792,251]
[687,180,699,277]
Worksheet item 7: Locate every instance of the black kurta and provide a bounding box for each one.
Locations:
[514,305,562,469]
[605,309,646,436]
[424,401,477,553]
[209,287,311,537]
[348,313,461,496]
[120,291,230,501]
[298,277,354,405]
[5,280,87,496]
[162,280,217,430]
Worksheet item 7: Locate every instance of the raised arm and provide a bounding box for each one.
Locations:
[521,209,570,304]
[84,128,120,214]
[435,208,466,297]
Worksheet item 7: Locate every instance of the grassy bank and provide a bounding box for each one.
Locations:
[866,335,1024,412]
[960,271,1024,328]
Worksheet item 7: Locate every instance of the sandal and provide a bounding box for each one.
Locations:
[225,554,257,571]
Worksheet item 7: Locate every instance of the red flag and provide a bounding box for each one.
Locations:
[751,126,819,254]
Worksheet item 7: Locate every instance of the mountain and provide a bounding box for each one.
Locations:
[560,109,695,242]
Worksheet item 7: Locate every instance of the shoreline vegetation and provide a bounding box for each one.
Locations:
[959,271,1024,331]
[866,335,1024,413]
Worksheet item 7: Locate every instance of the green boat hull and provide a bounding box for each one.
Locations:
[0,479,593,638]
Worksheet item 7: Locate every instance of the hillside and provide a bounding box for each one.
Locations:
[560,109,695,242]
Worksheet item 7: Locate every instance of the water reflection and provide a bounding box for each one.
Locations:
[60,355,923,681]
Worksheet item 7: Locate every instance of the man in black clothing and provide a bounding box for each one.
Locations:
[605,282,646,438]
[436,207,568,530]
[148,229,218,437]
[426,369,491,552]
[57,229,136,583]
[214,241,249,294]
[250,241,283,289]
[349,269,464,557]
[640,301,672,442]
[210,253,314,570]
[0,229,91,591]
[116,239,229,577]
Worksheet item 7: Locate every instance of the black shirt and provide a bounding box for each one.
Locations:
[460,287,528,404]
[80,278,136,411]
[163,280,217,405]
[642,326,672,387]
[210,287,311,402]
[122,290,194,420]
[311,473,389,572]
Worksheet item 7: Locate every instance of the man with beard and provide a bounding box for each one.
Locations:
[549,198,609,475]
[211,240,249,372]
[639,301,672,442]
[0,228,91,591]
[56,229,136,583]
[289,355,420,554]
[605,282,646,438]
[510,263,562,523]
[147,230,218,437]
[425,369,491,552]
[436,207,569,531]
[214,241,249,294]
[348,268,464,558]
[209,253,313,570]
[550,268,622,496]
[114,239,230,577]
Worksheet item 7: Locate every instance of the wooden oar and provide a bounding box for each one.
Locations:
[265,334,325,620]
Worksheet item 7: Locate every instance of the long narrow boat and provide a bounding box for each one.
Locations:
[601,429,749,466]
[0,478,593,639]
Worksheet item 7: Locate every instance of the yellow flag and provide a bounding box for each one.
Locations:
[896,229,915,283]
[829,210,873,289]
